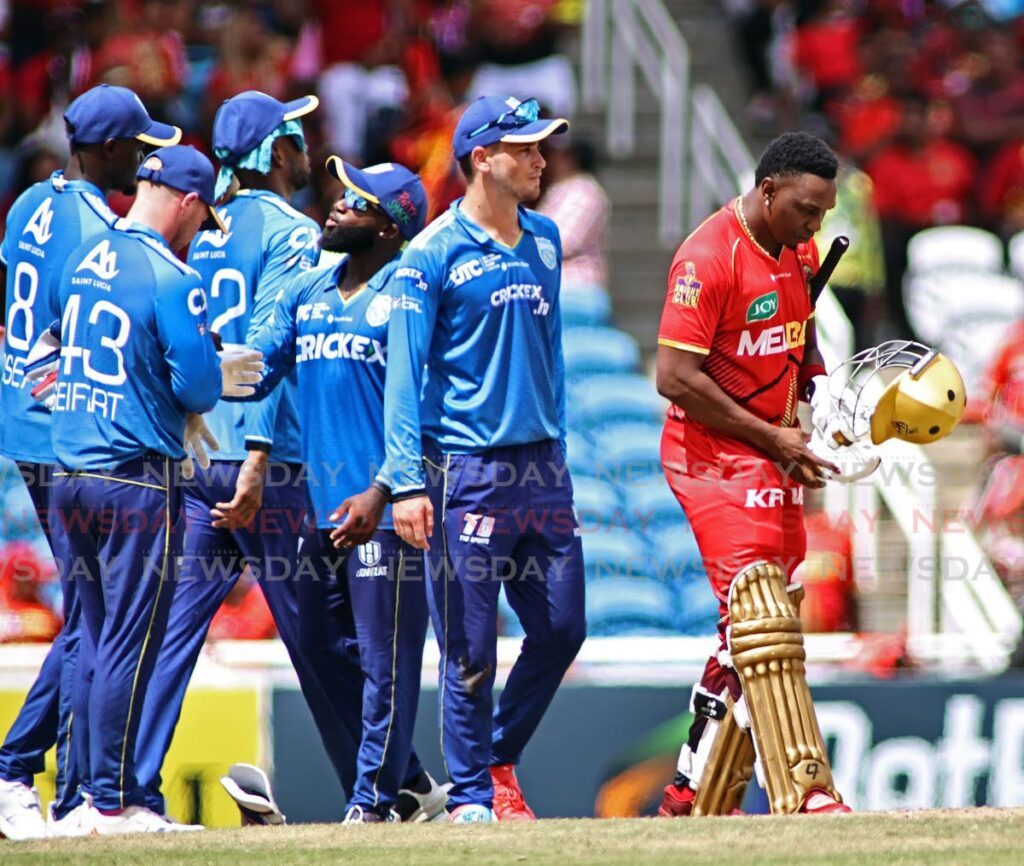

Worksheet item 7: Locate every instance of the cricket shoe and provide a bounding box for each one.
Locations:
[396,770,449,822]
[48,799,95,838]
[343,804,399,824]
[220,763,286,826]
[449,804,496,823]
[800,791,853,814]
[0,778,48,840]
[657,783,695,817]
[489,764,536,821]
[90,805,203,835]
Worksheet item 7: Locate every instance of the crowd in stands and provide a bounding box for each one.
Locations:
[728,0,1024,342]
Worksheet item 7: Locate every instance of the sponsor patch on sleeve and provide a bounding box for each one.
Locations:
[672,262,702,308]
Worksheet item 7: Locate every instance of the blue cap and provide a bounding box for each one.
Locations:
[137,146,228,234]
[452,95,568,160]
[326,157,427,241]
[213,90,318,161]
[64,84,181,147]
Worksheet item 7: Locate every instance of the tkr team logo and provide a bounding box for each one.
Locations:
[358,541,382,567]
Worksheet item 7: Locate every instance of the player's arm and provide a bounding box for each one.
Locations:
[155,274,223,414]
[384,246,441,549]
[548,225,568,445]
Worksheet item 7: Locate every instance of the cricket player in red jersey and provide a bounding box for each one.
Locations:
[655,132,852,816]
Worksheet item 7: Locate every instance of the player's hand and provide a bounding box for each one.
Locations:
[767,426,839,489]
[211,452,267,528]
[219,343,265,398]
[329,487,388,549]
[393,495,434,550]
[181,413,219,480]
[24,322,62,385]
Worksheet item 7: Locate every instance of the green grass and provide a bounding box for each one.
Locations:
[6,809,1024,866]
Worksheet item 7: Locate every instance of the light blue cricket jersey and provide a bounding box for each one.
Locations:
[187,188,320,463]
[251,254,397,529]
[0,172,118,463]
[383,199,567,494]
[50,221,222,470]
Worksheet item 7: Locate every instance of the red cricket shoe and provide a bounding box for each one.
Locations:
[657,783,695,817]
[800,790,853,814]
[489,765,536,822]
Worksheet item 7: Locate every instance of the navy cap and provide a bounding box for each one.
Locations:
[452,95,568,160]
[64,84,181,147]
[326,157,427,241]
[213,90,318,161]
[137,146,228,234]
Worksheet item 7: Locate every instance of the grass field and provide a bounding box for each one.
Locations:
[4,809,1024,866]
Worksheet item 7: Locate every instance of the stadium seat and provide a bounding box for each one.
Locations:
[673,580,721,636]
[572,476,624,532]
[560,283,613,328]
[581,528,648,579]
[585,575,680,636]
[569,373,667,432]
[902,271,1024,345]
[562,326,641,379]
[906,226,1004,275]
[624,475,685,536]
[591,422,664,482]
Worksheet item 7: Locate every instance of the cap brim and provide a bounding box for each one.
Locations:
[201,205,229,235]
[136,120,182,147]
[869,376,901,445]
[325,155,379,204]
[500,118,570,145]
[282,95,319,122]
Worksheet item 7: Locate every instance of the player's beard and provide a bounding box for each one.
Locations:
[320,225,377,254]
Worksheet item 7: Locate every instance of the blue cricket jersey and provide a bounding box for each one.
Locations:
[50,221,222,470]
[250,254,397,529]
[0,172,119,463]
[383,199,567,494]
[187,188,320,463]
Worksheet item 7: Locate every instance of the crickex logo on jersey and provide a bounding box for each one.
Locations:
[295,331,386,366]
[736,320,807,357]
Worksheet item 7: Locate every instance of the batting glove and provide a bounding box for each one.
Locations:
[218,343,264,398]
[181,412,219,480]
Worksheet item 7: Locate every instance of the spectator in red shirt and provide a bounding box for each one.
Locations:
[979,138,1024,239]
[865,97,977,337]
[207,571,278,642]
[792,0,863,112]
[0,542,62,644]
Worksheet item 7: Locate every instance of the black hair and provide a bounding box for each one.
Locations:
[754,131,838,185]
[458,154,474,180]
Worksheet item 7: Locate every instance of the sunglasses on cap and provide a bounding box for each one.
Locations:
[342,188,384,216]
[467,98,541,141]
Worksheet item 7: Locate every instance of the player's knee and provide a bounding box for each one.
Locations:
[541,616,587,662]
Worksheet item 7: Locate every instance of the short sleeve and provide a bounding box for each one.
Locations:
[657,250,730,355]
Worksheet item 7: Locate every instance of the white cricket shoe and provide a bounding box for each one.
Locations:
[396,771,450,823]
[220,763,286,826]
[90,805,203,835]
[48,799,95,838]
[0,778,48,840]
[342,804,399,824]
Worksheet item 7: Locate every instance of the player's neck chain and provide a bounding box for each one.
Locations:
[734,196,778,262]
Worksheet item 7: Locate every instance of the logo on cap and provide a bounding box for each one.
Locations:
[384,191,418,226]
[143,156,163,171]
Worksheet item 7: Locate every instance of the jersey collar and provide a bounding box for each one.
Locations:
[317,250,402,294]
[450,197,541,247]
[50,170,104,199]
[113,216,172,250]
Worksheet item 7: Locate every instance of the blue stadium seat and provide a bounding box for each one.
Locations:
[562,326,641,379]
[651,526,705,583]
[572,477,623,532]
[560,283,613,329]
[623,476,685,537]
[591,422,664,482]
[564,429,595,478]
[581,528,648,579]
[569,374,667,432]
[586,575,679,636]
[674,580,721,636]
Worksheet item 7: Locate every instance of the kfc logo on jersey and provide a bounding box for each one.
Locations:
[744,487,804,508]
[746,290,779,323]
[460,513,495,545]
[737,320,807,357]
[75,240,120,281]
[672,262,702,309]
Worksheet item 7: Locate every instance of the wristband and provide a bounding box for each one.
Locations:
[799,363,827,400]
[371,480,392,501]
[391,488,427,502]
[245,439,271,454]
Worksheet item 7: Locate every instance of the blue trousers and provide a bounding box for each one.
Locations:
[52,455,181,812]
[423,439,586,810]
[0,462,82,818]
[299,526,427,812]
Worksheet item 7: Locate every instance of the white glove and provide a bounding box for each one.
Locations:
[24,326,61,385]
[807,375,832,435]
[181,412,219,480]
[218,343,264,398]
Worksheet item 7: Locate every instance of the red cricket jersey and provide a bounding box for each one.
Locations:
[658,199,819,462]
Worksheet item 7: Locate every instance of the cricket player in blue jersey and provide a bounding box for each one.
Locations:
[384,96,587,823]
[244,157,445,822]
[131,90,383,822]
[0,84,181,841]
[49,145,252,834]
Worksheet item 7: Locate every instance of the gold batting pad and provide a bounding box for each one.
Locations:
[692,697,755,817]
[728,562,842,814]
